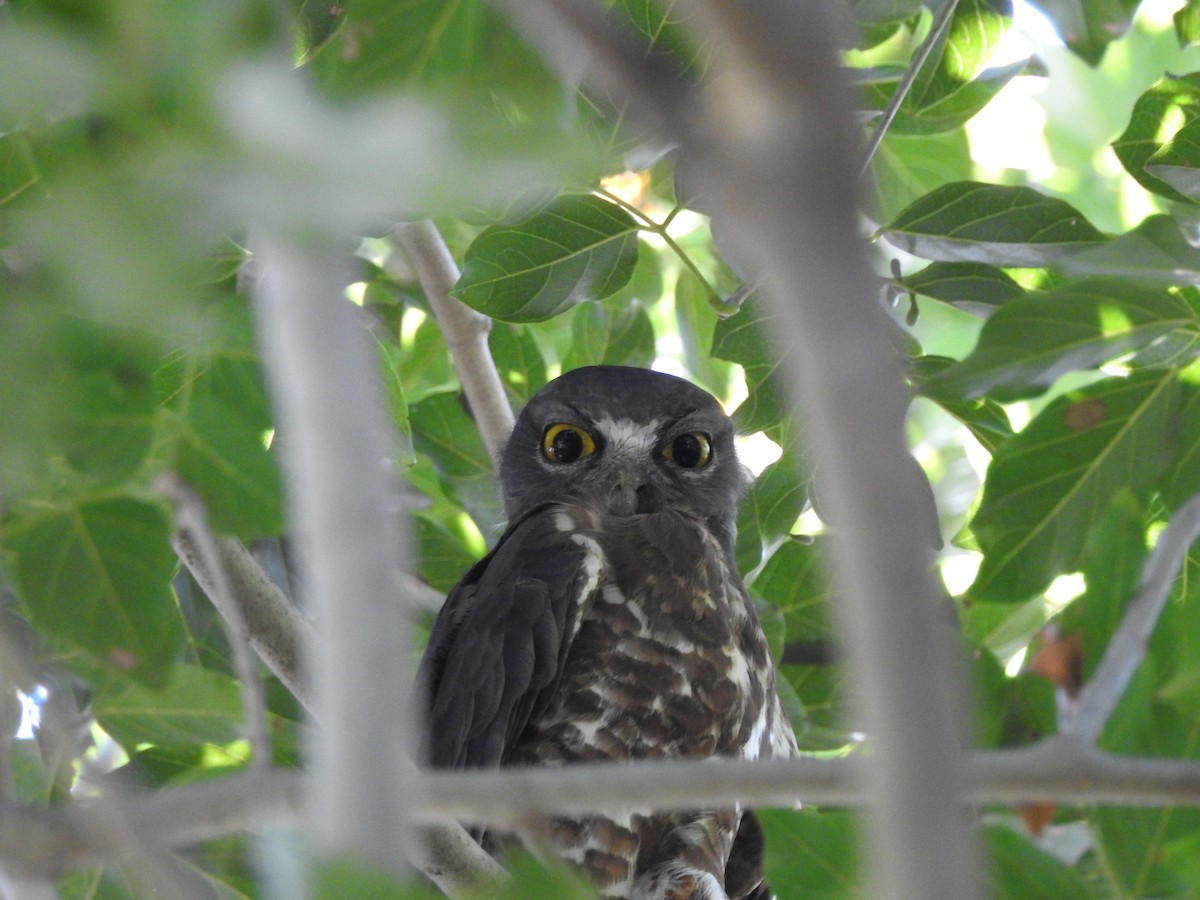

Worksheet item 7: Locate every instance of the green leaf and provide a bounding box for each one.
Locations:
[409,391,500,532]
[1063,214,1200,283]
[0,133,39,208]
[865,130,975,224]
[759,808,861,899]
[985,824,1092,898]
[1035,0,1139,65]
[1145,115,1200,202]
[1177,1,1200,47]
[1163,378,1200,508]
[489,322,548,406]
[752,538,833,645]
[924,279,1197,401]
[900,261,1024,309]
[562,299,656,370]
[158,299,284,539]
[882,182,1106,266]
[711,296,785,434]
[1112,73,1200,203]
[911,356,1014,453]
[968,371,1179,603]
[2,497,182,684]
[92,664,244,749]
[452,194,640,323]
[308,0,561,120]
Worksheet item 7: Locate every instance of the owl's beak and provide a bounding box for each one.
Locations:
[607,466,661,516]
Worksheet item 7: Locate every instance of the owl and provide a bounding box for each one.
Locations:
[418,365,798,899]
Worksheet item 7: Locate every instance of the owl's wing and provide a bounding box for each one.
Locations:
[417,504,602,768]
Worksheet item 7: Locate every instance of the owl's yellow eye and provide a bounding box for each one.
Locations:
[542,423,597,464]
[663,432,712,468]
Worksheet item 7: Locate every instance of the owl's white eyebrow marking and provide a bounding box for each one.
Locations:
[594,416,661,457]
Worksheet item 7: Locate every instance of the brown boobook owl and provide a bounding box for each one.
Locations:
[418,365,798,899]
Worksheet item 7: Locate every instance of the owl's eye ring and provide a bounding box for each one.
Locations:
[542,423,597,464]
[663,432,712,469]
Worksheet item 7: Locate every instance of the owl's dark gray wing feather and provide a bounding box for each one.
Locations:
[419,504,598,769]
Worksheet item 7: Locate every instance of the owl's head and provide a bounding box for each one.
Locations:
[500,366,745,541]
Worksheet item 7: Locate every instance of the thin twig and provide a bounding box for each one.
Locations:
[858,0,962,178]
[157,474,272,770]
[396,220,514,466]
[1065,493,1200,745]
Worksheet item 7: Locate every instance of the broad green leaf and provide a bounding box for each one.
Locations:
[760,808,861,899]
[882,182,1106,266]
[924,280,1197,401]
[1177,1,1200,47]
[1146,115,1200,202]
[1063,214,1200,283]
[736,447,809,574]
[308,0,561,120]
[169,391,283,539]
[561,299,655,371]
[711,296,785,434]
[968,370,1179,602]
[0,133,38,208]
[1163,379,1200,508]
[985,824,1092,898]
[865,130,974,224]
[1112,73,1200,203]
[1059,489,1148,676]
[452,194,640,323]
[409,391,500,533]
[489,322,547,406]
[877,62,1026,137]
[2,497,182,684]
[376,339,416,466]
[900,261,1024,309]
[911,356,1014,453]
[92,664,244,750]
[1035,0,1139,65]
[752,538,833,645]
[157,298,283,539]
[414,514,480,595]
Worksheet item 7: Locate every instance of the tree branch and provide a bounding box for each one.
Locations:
[1065,492,1200,745]
[173,532,316,716]
[253,236,416,870]
[9,741,1200,879]
[158,475,271,769]
[498,0,983,896]
[396,220,514,466]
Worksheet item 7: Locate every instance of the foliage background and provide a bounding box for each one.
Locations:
[3,0,1200,896]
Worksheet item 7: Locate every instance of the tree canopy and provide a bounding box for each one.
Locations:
[3,0,1200,897]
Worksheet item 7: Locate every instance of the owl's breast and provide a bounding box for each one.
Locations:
[506,507,773,767]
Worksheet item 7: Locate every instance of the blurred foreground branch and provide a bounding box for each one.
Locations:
[8,743,1200,879]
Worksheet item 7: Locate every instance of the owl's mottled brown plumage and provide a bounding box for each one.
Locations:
[419,366,797,899]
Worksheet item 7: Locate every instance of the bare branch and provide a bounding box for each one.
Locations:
[173,532,316,716]
[1065,493,1200,745]
[253,235,416,870]
[498,0,983,896]
[10,741,1200,879]
[158,474,271,769]
[396,220,514,466]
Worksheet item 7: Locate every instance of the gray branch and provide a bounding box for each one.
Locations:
[253,236,416,870]
[173,532,316,715]
[10,742,1200,878]
[1065,492,1200,745]
[396,220,514,466]
[498,0,983,896]
[159,475,272,769]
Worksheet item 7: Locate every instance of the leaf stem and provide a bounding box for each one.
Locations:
[594,187,726,309]
[858,0,961,179]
